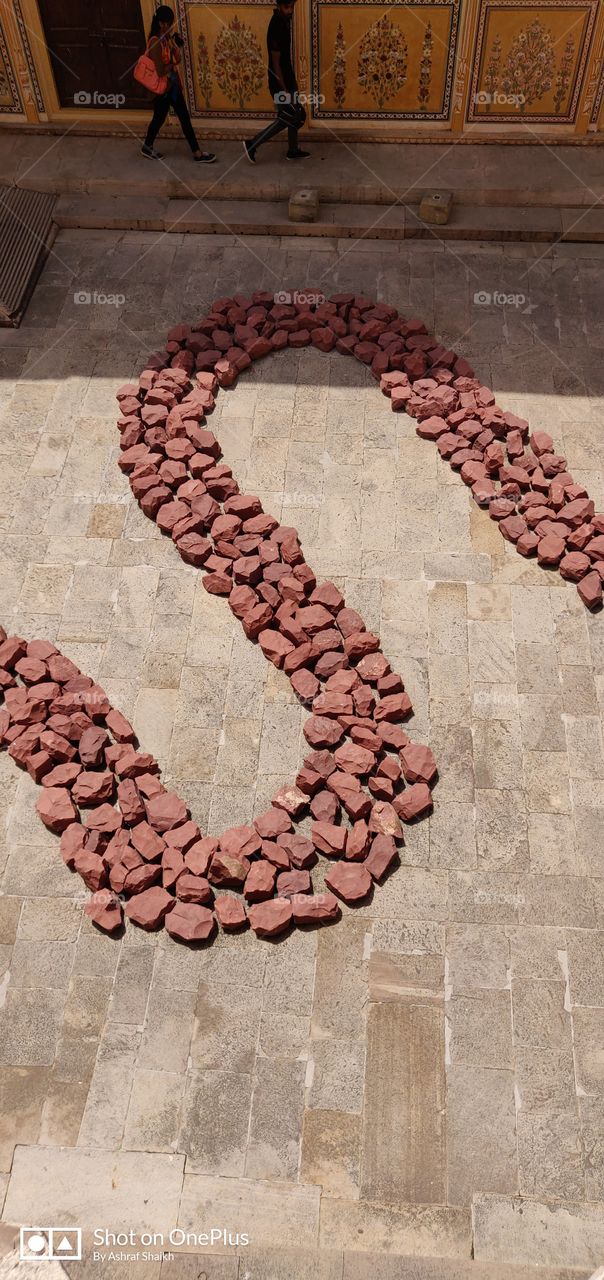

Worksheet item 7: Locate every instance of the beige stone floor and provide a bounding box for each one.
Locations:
[0,230,603,1278]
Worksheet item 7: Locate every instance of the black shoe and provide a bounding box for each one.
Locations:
[194,151,217,163]
[243,140,257,165]
[141,144,163,159]
[286,148,310,160]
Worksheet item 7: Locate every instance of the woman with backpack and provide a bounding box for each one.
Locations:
[138,5,216,163]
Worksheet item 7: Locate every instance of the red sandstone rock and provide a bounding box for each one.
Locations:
[272,785,308,817]
[560,551,591,581]
[375,692,412,722]
[124,863,161,895]
[334,743,375,775]
[124,886,175,930]
[162,846,186,890]
[394,781,434,821]
[277,832,316,869]
[71,770,114,807]
[258,629,294,668]
[577,571,603,610]
[310,790,339,823]
[131,821,165,861]
[291,891,340,924]
[537,534,566,566]
[366,834,397,880]
[516,530,540,557]
[303,716,344,749]
[400,743,438,785]
[312,818,348,858]
[244,860,277,901]
[79,725,109,767]
[324,861,372,903]
[41,762,81,789]
[277,869,311,896]
[36,786,77,833]
[105,708,136,743]
[336,608,365,638]
[346,819,369,860]
[84,889,123,933]
[248,898,293,937]
[144,791,188,833]
[165,901,215,942]
[220,824,262,860]
[368,801,403,839]
[209,851,250,886]
[175,872,213,904]
[184,837,217,877]
[290,669,320,702]
[214,895,248,930]
[254,807,292,839]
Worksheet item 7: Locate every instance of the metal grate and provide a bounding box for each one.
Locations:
[0,183,57,326]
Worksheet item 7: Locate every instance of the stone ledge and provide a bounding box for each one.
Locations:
[472,1193,604,1270]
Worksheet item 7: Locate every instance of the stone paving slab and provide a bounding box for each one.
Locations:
[0,230,602,1272]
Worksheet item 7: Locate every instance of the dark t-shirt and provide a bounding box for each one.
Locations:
[267,10,296,96]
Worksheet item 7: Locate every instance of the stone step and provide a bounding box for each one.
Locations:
[4,134,604,210]
[52,193,576,242]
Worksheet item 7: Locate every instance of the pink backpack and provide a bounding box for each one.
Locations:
[134,41,169,95]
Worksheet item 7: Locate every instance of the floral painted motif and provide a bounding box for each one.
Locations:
[418,21,433,108]
[554,32,575,114]
[501,19,555,112]
[213,15,264,110]
[197,31,213,109]
[334,21,346,108]
[357,13,407,109]
[484,32,502,111]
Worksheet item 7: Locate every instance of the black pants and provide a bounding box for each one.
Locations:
[145,83,199,153]
[247,94,306,154]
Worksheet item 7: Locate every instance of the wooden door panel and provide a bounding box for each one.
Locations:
[38,0,147,109]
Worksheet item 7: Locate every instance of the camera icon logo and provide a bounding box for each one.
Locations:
[73,91,92,105]
[473,290,492,306]
[20,1227,82,1261]
[74,291,91,305]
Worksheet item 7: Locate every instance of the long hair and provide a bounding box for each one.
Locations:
[149,5,174,38]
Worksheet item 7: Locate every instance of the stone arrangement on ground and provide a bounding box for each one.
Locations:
[1,287,603,947]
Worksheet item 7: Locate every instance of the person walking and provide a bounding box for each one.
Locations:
[141,5,216,163]
[243,0,309,163]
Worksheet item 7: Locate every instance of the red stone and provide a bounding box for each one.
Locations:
[214,895,248,930]
[124,886,175,930]
[559,551,591,581]
[310,790,339,823]
[312,820,347,857]
[131,821,165,861]
[258,629,294,668]
[162,846,186,890]
[41,762,81,789]
[324,861,372,903]
[277,832,316,869]
[291,891,340,925]
[124,863,161,895]
[272,785,308,817]
[165,901,215,942]
[185,837,219,876]
[209,851,250,886]
[117,779,145,825]
[394,782,433,821]
[144,791,188,833]
[334,743,375,775]
[365,834,397,881]
[220,824,262,859]
[79,725,109,767]
[175,872,213,904]
[368,801,403,839]
[400,743,438,785]
[277,869,311,896]
[303,716,344,749]
[84,889,123,934]
[577,571,603,611]
[537,534,566,566]
[254,807,292,839]
[83,804,123,833]
[336,608,365,638]
[36,786,77,833]
[244,860,277,901]
[356,653,389,683]
[248,897,292,937]
[71,770,114,807]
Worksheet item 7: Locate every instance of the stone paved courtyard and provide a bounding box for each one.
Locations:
[0,229,604,1277]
